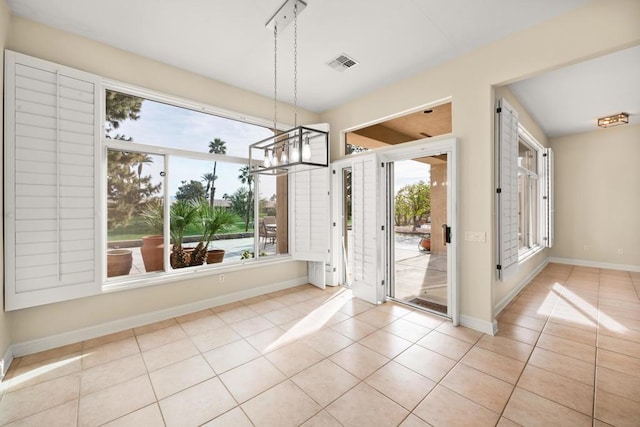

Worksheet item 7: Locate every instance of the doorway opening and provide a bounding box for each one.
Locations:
[387,154,449,316]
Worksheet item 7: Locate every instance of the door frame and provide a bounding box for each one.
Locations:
[331,136,458,324]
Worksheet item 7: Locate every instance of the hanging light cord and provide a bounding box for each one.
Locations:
[293,1,298,128]
[273,23,278,133]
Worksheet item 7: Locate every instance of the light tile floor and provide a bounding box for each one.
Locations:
[1,263,639,426]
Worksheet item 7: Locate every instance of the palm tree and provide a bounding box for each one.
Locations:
[202,172,216,204]
[208,138,227,206]
[238,165,254,232]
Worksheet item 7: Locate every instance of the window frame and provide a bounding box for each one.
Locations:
[101,79,292,291]
[516,125,545,262]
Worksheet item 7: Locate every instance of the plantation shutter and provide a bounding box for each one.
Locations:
[351,153,382,304]
[289,124,331,289]
[495,98,519,280]
[543,147,555,248]
[4,50,101,310]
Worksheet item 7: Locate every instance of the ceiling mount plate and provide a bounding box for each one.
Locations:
[266,0,307,31]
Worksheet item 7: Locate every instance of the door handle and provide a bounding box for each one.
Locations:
[442,224,451,245]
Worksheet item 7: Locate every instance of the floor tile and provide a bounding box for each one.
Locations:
[142,337,199,372]
[18,343,82,367]
[83,330,134,351]
[543,321,596,346]
[394,344,456,382]
[499,311,547,331]
[149,355,215,399]
[247,298,286,315]
[374,301,414,317]
[5,352,82,393]
[496,417,521,427]
[81,337,140,370]
[528,347,594,386]
[245,326,290,354]
[383,318,432,342]
[594,389,640,427]
[535,333,595,363]
[355,309,398,328]
[598,334,640,359]
[159,377,236,427]
[327,382,409,427]
[413,385,499,427]
[359,329,412,358]
[503,387,591,427]
[435,322,483,344]
[301,410,343,427]
[329,343,389,379]
[476,335,533,362]
[0,373,80,425]
[203,407,253,427]
[192,320,244,350]
[81,353,146,396]
[403,311,446,329]
[417,330,473,360]
[1,398,77,427]
[291,359,359,407]
[331,318,378,341]
[133,318,177,336]
[230,316,276,338]
[596,366,640,402]
[460,346,525,385]
[596,348,640,377]
[219,357,286,403]
[178,313,225,337]
[266,341,326,377]
[302,328,353,357]
[365,361,435,410]
[103,403,164,427]
[136,325,188,352]
[78,375,155,427]
[263,307,304,326]
[242,380,321,427]
[203,339,260,374]
[517,364,593,416]
[175,308,216,323]
[217,306,259,324]
[399,414,432,427]
[442,363,513,413]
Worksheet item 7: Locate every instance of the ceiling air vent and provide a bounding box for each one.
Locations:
[328,53,358,72]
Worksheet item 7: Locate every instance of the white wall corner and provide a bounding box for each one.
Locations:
[11,276,309,358]
[495,258,549,316]
[459,314,498,336]
[1,346,14,381]
[548,257,640,273]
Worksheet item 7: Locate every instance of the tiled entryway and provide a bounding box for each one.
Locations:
[1,263,639,426]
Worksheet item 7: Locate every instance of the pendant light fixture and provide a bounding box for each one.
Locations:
[249,0,328,175]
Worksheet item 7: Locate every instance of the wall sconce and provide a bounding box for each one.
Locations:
[598,112,629,128]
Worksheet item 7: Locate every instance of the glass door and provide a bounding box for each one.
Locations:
[388,154,450,316]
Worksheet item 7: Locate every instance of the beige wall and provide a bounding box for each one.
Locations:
[551,124,640,267]
[5,17,319,344]
[321,0,640,325]
[0,0,12,365]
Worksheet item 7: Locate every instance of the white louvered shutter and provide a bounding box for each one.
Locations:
[543,147,554,248]
[289,124,331,288]
[495,98,519,280]
[351,154,381,304]
[4,51,101,310]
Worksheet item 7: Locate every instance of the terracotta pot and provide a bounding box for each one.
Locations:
[206,249,225,264]
[420,237,431,251]
[141,235,164,272]
[107,249,133,277]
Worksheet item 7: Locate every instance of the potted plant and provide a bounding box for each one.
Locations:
[193,200,236,265]
[170,199,200,268]
[140,200,165,272]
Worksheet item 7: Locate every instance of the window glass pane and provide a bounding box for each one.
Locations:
[168,157,254,268]
[107,150,165,278]
[105,90,273,157]
[518,172,526,249]
[257,174,288,257]
[518,141,536,172]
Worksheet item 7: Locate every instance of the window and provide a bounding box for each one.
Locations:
[104,89,288,280]
[518,138,539,252]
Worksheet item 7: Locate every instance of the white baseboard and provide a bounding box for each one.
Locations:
[494,258,549,316]
[460,314,498,336]
[548,257,640,273]
[11,276,309,358]
[1,346,13,381]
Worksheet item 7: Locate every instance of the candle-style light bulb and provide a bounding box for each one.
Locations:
[291,139,300,163]
[301,134,311,161]
[263,148,271,168]
[280,143,288,164]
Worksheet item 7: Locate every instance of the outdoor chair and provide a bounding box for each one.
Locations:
[259,219,276,248]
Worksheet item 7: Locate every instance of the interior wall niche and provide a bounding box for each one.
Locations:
[345,102,452,154]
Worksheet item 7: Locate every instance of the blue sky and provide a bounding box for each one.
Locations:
[113,99,276,199]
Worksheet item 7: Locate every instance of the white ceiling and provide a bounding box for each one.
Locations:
[7,0,591,114]
[509,45,640,138]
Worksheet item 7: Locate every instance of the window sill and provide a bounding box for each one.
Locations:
[102,255,295,294]
[518,245,544,265]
